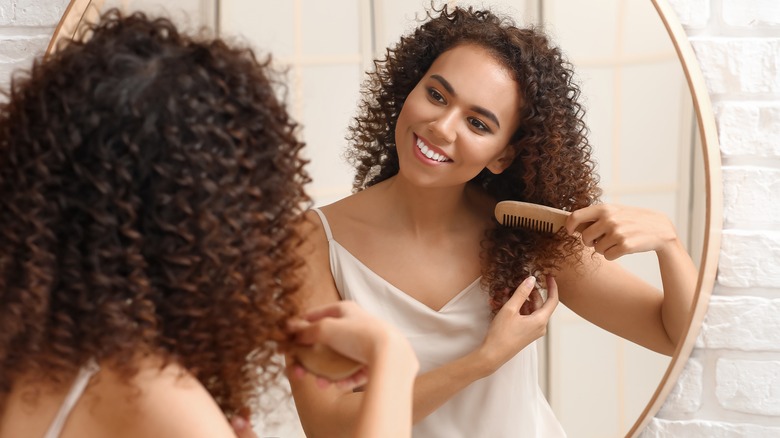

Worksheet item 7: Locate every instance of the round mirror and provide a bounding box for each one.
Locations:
[530,1,719,436]
[48,1,721,436]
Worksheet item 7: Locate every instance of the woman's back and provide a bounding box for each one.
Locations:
[0,9,307,437]
[0,357,233,438]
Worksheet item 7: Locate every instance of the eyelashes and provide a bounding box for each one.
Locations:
[426,87,492,134]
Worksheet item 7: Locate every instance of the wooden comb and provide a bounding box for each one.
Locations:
[494,200,588,234]
[289,343,364,381]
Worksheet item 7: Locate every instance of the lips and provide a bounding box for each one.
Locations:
[415,135,451,163]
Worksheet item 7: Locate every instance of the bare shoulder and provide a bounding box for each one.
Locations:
[318,183,402,237]
[84,358,234,438]
[296,208,343,308]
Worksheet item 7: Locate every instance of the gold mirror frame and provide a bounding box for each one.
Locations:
[46,0,723,436]
[626,0,722,436]
[46,0,104,55]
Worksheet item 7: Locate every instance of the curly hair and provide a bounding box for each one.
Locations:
[346,5,601,313]
[0,10,310,416]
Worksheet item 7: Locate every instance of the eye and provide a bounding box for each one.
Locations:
[468,117,491,133]
[427,87,446,103]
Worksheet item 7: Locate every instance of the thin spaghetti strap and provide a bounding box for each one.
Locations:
[43,359,100,438]
[311,208,334,242]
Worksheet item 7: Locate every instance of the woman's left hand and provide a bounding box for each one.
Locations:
[564,204,679,261]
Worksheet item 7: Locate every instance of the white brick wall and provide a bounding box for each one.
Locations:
[0,0,66,91]
[646,0,780,436]
[2,0,779,436]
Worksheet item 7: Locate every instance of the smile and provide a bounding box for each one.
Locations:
[415,137,451,163]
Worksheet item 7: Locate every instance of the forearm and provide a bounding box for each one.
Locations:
[354,341,418,438]
[410,348,494,423]
[657,236,698,343]
[298,348,493,437]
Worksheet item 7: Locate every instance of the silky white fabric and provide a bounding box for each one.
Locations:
[43,359,100,438]
[312,208,566,438]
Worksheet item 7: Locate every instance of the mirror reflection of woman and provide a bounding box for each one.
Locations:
[289,5,697,437]
[0,10,418,438]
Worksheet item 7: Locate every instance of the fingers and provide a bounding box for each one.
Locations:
[537,275,559,318]
[577,217,607,247]
[528,288,544,310]
[291,318,330,345]
[565,205,600,235]
[503,276,537,313]
[519,288,544,316]
[287,301,359,342]
[230,416,258,438]
[299,301,350,322]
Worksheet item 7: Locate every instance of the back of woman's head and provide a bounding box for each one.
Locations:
[347,5,600,312]
[0,9,309,414]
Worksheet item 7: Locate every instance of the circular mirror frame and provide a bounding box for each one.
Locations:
[626,0,722,436]
[47,1,723,436]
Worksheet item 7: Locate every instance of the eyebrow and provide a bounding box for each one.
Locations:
[430,74,501,129]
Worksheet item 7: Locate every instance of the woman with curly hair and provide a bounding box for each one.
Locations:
[0,10,417,438]
[289,5,697,437]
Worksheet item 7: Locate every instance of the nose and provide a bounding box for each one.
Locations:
[428,109,458,144]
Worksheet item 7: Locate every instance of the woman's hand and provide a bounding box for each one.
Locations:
[230,415,257,438]
[565,204,680,261]
[479,275,559,373]
[288,301,418,387]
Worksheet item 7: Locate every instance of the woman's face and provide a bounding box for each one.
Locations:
[394,43,522,188]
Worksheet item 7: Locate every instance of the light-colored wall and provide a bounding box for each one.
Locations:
[0,0,66,92]
[641,0,780,436]
[3,0,779,436]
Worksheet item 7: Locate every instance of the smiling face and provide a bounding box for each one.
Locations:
[394,43,522,188]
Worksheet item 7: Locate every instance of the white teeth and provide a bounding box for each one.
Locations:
[416,138,449,162]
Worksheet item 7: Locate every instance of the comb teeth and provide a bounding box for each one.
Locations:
[502,214,555,233]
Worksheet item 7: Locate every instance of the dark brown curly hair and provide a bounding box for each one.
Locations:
[0,10,310,416]
[346,5,601,313]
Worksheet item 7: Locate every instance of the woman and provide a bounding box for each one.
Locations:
[289,5,697,437]
[0,10,417,438]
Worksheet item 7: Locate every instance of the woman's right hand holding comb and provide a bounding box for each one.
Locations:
[564,204,680,261]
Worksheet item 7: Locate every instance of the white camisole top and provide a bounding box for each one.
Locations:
[312,208,566,438]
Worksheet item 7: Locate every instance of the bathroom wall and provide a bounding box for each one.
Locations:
[0,0,66,93]
[641,0,780,436]
[2,0,779,436]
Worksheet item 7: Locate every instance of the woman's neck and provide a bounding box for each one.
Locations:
[373,176,489,236]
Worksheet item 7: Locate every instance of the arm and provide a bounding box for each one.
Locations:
[289,301,419,438]
[290,212,557,437]
[560,204,697,355]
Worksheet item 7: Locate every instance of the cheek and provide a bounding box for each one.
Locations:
[395,99,416,134]
[462,139,510,164]
[399,86,434,120]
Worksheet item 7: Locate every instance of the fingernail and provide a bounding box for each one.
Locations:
[231,416,247,431]
[525,276,536,286]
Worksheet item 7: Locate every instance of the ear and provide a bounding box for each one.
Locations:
[485,144,516,174]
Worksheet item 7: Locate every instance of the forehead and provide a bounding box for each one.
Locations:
[425,43,521,126]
